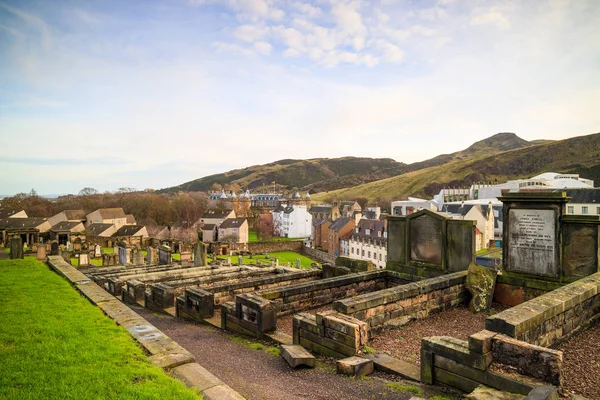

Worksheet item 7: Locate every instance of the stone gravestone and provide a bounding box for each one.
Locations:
[113,245,119,255]
[79,253,90,267]
[227,257,231,265]
[238,255,243,266]
[158,245,171,265]
[51,242,59,256]
[147,247,157,265]
[62,250,72,264]
[102,253,113,266]
[133,251,145,266]
[265,251,269,259]
[465,263,497,313]
[296,258,301,269]
[194,242,207,267]
[66,241,73,251]
[9,236,24,259]
[36,244,47,261]
[118,245,128,265]
[94,244,101,258]
[276,259,279,267]
[410,213,443,266]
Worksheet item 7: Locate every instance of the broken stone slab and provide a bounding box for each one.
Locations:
[465,385,524,400]
[466,263,497,313]
[361,353,419,381]
[523,386,559,400]
[336,356,374,376]
[281,344,316,368]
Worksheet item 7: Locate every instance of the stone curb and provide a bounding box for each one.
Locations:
[46,256,244,400]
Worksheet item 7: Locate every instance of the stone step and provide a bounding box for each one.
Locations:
[336,356,373,376]
[281,344,316,368]
[465,384,524,400]
[264,330,293,345]
[361,353,420,381]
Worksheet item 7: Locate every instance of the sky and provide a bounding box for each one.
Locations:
[1,0,599,195]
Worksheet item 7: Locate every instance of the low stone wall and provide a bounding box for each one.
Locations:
[335,257,373,273]
[224,270,409,333]
[175,269,322,321]
[247,240,303,253]
[293,310,369,358]
[302,246,336,264]
[333,271,467,330]
[486,272,600,347]
[145,283,175,312]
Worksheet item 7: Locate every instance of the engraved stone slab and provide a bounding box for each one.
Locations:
[508,209,556,277]
[410,214,442,266]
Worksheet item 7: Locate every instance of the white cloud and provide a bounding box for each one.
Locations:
[233,24,270,42]
[253,41,272,55]
[416,7,448,21]
[471,10,511,30]
[290,2,322,18]
[331,1,367,51]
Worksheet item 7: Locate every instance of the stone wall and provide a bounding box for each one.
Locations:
[223,270,409,333]
[333,271,467,331]
[247,240,303,254]
[302,246,336,264]
[335,257,373,272]
[293,310,369,358]
[486,272,600,347]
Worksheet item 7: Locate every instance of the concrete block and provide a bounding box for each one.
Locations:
[202,384,245,400]
[171,362,223,391]
[336,356,373,376]
[469,330,497,354]
[281,344,316,368]
[362,353,419,381]
[524,386,559,400]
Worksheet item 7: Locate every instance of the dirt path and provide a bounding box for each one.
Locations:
[134,306,459,400]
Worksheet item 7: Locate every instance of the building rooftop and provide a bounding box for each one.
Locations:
[329,217,353,232]
[201,209,233,219]
[62,209,86,220]
[0,209,26,219]
[51,221,82,231]
[220,218,247,228]
[86,223,114,235]
[0,217,47,230]
[95,208,126,219]
[112,225,145,237]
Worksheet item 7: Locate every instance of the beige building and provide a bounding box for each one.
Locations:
[48,209,86,227]
[85,208,127,228]
[218,218,248,244]
[86,223,116,238]
[198,209,236,227]
[0,209,28,219]
[440,203,494,251]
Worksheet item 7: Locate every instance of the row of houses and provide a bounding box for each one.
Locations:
[0,208,147,247]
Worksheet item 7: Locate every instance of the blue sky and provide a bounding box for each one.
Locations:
[1,0,599,195]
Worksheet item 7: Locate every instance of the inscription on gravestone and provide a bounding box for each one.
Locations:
[508,209,556,276]
[410,215,442,265]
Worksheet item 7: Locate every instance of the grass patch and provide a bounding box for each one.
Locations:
[0,259,201,400]
[247,343,264,350]
[230,335,264,350]
[429,396,452,400]
[248,231,259,243]
[218,251,319,269]
[171,253,181,261]
[362,346,376,354]
[102,247,114,254]
[385,383,424,396]
[266,346,281,356]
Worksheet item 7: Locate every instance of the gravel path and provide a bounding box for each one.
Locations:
[133,306,460,400]
[369,305,508,365]
[556,322,600,399]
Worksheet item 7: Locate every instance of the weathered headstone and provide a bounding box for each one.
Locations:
[50,242,59,256]
[36,244,46,261]
[238,255,243,266]
[194,241,208,267]
[118,245,128,265]
[133,251,145,265]
[265,251,269,259]
[158,245,171,265]
[465,263,497,313]
[276,259,279,267]
[102,253,113,266]
[10,236,24,259]
[410,213,442,266]
[94,244,101,258]
[66,241,73,251]
[147,247,157,264]
[113,245,119,255]
[62,250,72,264]
[227,256,231,265]
[73,238,82,252]
[296,258,301,269]
[79,253,90,267]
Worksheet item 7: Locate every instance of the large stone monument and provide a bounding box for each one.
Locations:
[194,241,207,267]
[36,244,47,261]
[387,209,476,277]
[9,236,24,259]
[118,243,129,265]
[158,245,171,265]
[497,191,600,304]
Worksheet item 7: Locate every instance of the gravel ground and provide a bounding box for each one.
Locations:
[277,305,333,337]
[133,306,461,400]
[556,322,600,399]
[369,305,508,365]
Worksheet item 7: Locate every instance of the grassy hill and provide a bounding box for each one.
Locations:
[159,157,411,193]
[311,132,600,204]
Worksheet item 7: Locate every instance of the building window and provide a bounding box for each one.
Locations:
[582,206,589,215]
[361,250,364,256]
[567,206,574,214]
[351,248,354,254]
[379,254,382,261]
[597,207,600,215]
[368,251,371,258]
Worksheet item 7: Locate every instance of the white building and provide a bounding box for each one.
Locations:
[440,202,495,250]
[348,219,387,269]
[272,205,312,238]
[565,189,600,215]
[391,197,438,216]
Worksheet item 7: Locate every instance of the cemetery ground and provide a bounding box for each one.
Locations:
[217,251,319,269]
[0,259,201,400]
[135,306,461,400]
[248,230,304,243]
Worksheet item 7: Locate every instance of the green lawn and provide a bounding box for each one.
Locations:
[248,231,259,243]
[218,251,318,269]
[0,259,201,400]
[248,231,306,243]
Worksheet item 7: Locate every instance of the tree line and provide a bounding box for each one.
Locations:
[0,189,208,228]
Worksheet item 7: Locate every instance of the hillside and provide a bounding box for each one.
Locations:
[160,132,534,194]
[311,132,600,204]
[159,157,411,193]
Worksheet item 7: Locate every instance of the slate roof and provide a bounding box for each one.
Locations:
[329,217,353,232]
[310,205,332,214]
[63,209,86,220]
[0,209,25,219]
[202,209,233,219]
[51,221,81,231]
[112,225,145,237]
[0,217,47,230]
[351,219,387,245]
[147,226,169,238]
[220,218,247,228]
[96,208,126,219]
[202,224,217,230]
[565,189,600,204]
[86,223,114,235]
